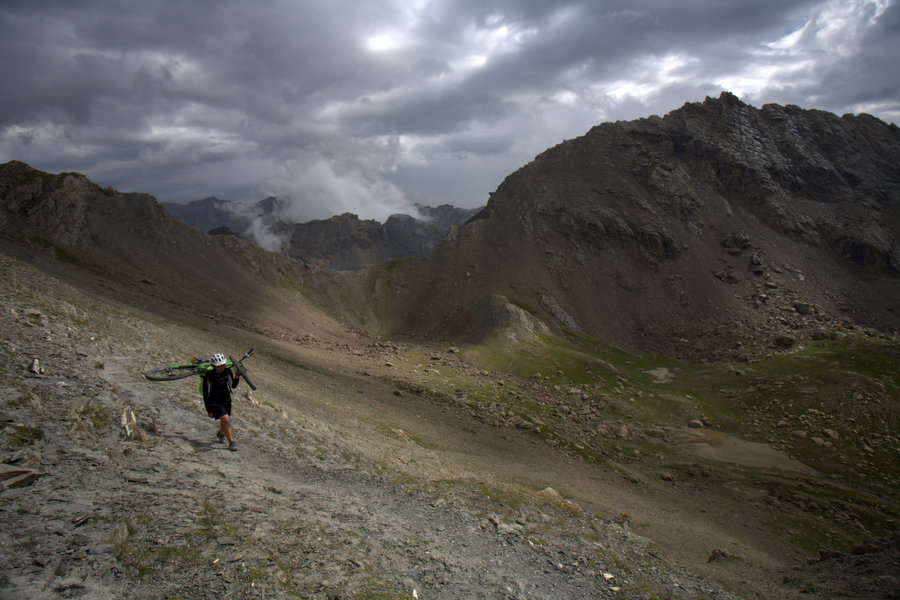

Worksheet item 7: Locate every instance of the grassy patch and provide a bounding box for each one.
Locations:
[74,401,115,433]
[191,497,243,540]
[427,329,900,554]
[111,526,205,579]
[269,352,319,374]
[361,326,899,562]
[6,424,43,448]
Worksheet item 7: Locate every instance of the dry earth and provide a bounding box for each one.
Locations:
[1,252,896,600]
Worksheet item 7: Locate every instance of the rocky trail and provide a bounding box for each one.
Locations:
[0,254,744,599]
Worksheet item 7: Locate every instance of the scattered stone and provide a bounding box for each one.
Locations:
[539,487,563,502]
[772,336,795,349]
[0,464,45,490]
[708,549,741,563]
[714,270,741,284]
[793,302,815,315]
[28,358,44,375]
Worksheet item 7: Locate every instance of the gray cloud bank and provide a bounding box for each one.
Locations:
[1,0,898,223]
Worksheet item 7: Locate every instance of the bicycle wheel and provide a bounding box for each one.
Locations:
[144,364,202,381]
[229,355,258,390]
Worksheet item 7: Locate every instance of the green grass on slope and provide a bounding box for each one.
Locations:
[381,328,899,554]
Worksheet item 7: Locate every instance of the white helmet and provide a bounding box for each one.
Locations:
[211,353,227,366]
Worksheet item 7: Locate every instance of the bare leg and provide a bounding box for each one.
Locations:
[219,414,233,443]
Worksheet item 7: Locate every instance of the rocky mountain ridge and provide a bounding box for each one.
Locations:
[161,195,248,233]
[277,212,447,271]
[343,92,899,358]
[0,160,341,343]
[162,196,480,270]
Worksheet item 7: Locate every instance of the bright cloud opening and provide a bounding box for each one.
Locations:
[366,33,400,52]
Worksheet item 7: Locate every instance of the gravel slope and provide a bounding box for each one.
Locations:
[0,254,740,599]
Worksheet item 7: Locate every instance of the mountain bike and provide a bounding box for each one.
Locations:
[144,349,258,390]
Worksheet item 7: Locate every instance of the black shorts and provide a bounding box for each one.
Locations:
[204,399,231,419]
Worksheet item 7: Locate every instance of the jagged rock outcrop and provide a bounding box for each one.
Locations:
[351,93,900,356]
[163,197,481,270]
[283,212,447,270]
[414,203,481,229]
[0,161,104,245]
[161,196,248,234]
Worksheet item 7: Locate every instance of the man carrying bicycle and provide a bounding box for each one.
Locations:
[202,353,241,451]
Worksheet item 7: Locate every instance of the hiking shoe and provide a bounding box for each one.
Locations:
[217,432,226,444]
[229,441,237,452]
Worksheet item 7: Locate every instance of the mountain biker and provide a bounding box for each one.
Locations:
[202,353,241,451]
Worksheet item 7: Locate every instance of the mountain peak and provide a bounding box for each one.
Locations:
[707,89,745,107]
[354,98,900,358]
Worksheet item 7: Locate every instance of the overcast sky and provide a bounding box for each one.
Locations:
[1,1,897,223]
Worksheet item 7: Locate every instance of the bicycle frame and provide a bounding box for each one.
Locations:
[144,349,256,390]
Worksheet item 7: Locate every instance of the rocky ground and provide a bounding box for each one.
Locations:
[1,251,898,600]
[0,254,740,599]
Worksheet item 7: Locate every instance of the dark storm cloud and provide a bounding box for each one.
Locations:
[1,0,897,221]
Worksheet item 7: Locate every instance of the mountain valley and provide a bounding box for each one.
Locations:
[1,93,899,600]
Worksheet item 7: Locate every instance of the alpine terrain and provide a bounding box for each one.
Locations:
[1,92,898,600]
[162,196,480,271]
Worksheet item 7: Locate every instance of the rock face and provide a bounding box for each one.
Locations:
[363,93,900,355]
[413,203,481,229]
[0,161,99,246]
[161,196,250,234]
[282,213,448,271]
[163,196,480,271]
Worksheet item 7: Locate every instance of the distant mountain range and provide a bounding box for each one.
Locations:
[161,197,481,270]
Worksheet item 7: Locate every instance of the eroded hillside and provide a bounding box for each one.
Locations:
[339,93,900,359]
